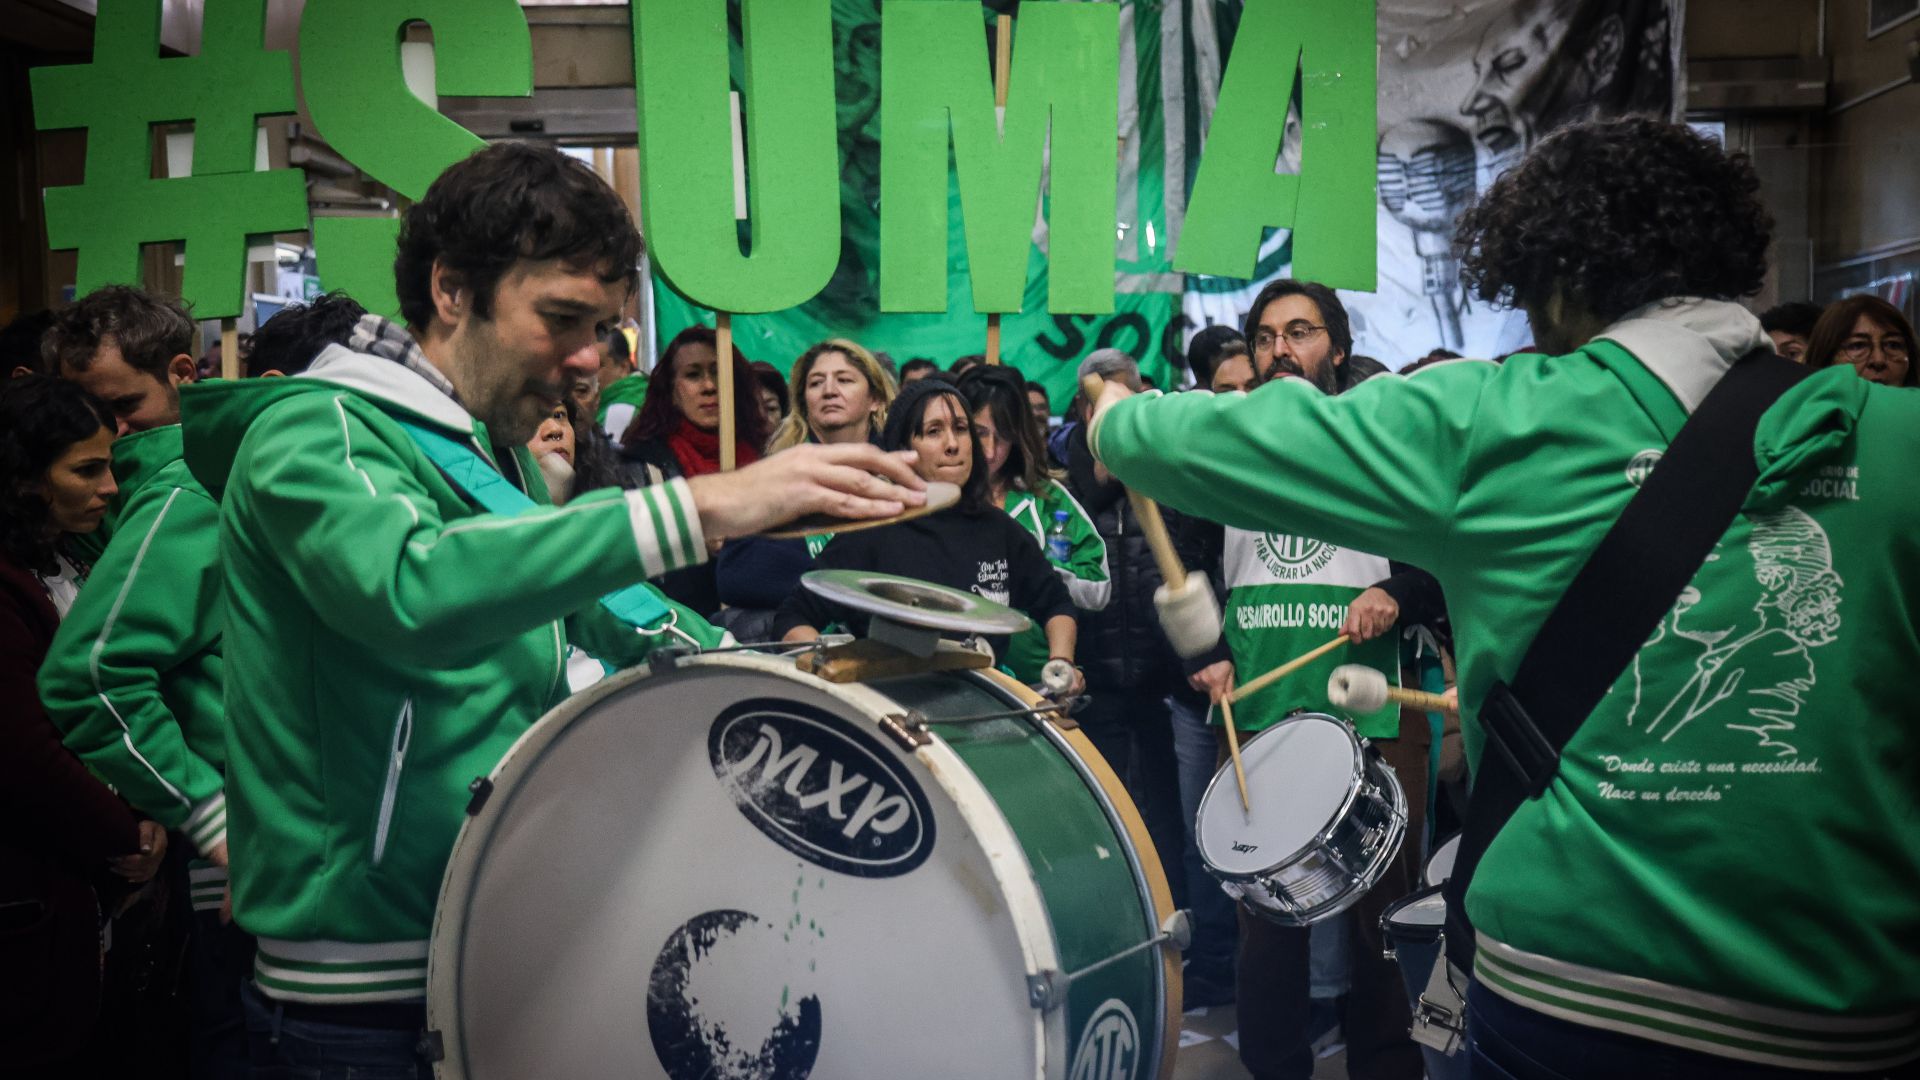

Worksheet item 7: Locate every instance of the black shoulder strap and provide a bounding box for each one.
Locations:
[1441,347,1809,970]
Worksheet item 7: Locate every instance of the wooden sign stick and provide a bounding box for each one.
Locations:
[985,13,1012,366]
[220,317,239,381]
[718,90,749,471]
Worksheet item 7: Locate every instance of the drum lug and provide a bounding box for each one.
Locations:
[1026,969,1068,1011]
[648,644,692,674]
[465,776,494,816]
[419,1028,445,1063]
[878,711,933,751]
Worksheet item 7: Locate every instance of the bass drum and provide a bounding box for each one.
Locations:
[427,652,1179,1080]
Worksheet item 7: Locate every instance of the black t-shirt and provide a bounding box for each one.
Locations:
[771,506,1075,661]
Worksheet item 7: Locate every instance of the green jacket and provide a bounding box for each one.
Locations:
[1001,482,1109,681]
[39,424,229,856]
[181,346,719,1004]
[1093,299,1920,1070]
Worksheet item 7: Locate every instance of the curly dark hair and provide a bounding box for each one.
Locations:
[0,376,115,574]
[1455,116,1772,326]
[394,142,643,331]
[248,291,365,377]
[43,285,196,379]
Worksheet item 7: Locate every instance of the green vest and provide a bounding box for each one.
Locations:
[1221,527,1399,736]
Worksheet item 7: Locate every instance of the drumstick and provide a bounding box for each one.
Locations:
[1327,663,1458,714]
[1080,375,1186,589]
[1218,689,1251,812]
[1227,634,1350,706]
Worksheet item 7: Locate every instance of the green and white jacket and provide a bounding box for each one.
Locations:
[1001,482,1109,681]
[1093,298,1920,1071]
[39,424,229,857]
[182,344,721,1004]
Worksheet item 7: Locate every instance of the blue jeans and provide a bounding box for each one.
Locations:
[242,982,430,1079]
[1466,979,1917,1080]
[1168,691,1237,985]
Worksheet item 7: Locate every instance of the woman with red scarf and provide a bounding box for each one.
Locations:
[617,326,769,612]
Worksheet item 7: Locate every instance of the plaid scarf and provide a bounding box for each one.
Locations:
[347,314,461,403]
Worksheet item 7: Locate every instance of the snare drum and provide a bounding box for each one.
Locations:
[1195,713,1407,926]
[1380,885,1468,1080]
[428,652,1179,1080]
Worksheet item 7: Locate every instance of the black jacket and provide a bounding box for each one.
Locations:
[771,506,1074,664]
[1064,425,1208,693]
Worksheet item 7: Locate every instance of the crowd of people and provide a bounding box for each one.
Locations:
[1,117,1914,1080]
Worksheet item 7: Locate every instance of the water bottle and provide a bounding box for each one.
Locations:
[1046,509,1073,563]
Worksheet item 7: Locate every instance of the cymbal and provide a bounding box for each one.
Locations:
[799,570,1032,637]
[763,481,961,540]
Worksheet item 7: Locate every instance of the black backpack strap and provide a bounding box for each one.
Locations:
[1441,347,1809,971]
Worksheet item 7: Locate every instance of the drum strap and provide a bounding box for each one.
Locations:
[1440,347,1808,971]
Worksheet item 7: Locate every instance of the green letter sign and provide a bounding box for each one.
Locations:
[300,0,533,315]
[1174,0,1375,289]
[880,1,1118,315]
[30,0,308,319]
[632,0,841,314]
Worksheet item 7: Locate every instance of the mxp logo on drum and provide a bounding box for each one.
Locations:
[709,699,936,877]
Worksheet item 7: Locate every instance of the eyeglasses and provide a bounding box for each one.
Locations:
[1838,335,1910,366]
[1252,324,1327,352]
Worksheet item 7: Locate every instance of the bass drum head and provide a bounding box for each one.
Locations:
[428,655,1061,1079]
[1196,714,1362,878]
[1380,884,1448,946]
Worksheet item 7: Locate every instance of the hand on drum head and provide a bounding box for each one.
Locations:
[689,444,927,542]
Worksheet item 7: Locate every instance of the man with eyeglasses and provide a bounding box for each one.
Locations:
[1244,279,1386,394]
[1185,278,1440,1080]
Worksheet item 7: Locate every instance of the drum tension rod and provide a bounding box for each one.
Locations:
[877,700,1072,752]
[1025,910,1192,1012]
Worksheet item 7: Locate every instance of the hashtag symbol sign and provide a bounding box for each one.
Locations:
[30,0,309,319]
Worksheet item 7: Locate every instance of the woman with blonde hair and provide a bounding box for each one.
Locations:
[767,338,895,452]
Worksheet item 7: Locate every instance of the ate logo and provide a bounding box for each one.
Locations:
[1254,533,1338,581]
[1070,999,1141,1080]
[710,699,935,878]
[1625,449,1663,488]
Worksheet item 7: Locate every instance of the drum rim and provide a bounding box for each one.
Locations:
[990,671,1183,1080]
[1195,712,1370,881]
[424,652,1067,1079]
[1379,881,1449,946]
[1238,762,1409,927]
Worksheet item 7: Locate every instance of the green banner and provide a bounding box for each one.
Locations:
[652,0,1181,412]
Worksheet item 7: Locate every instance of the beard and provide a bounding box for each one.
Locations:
[1263,354,1340,396]
[472,375,565,447]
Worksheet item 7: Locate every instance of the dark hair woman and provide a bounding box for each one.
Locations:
[620,325,769,483]
[1804,295,1918,388]
[771,378,1082,689]
[749,360,789,435]
[0,376,162,1072]
[957,366,1110,682]
[618,326,768,614]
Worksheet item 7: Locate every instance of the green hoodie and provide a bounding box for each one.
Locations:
[1093,299,1920,1071]
[1001,482,1109,681]
[39,424,229,857]
[181,346,720,1004]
